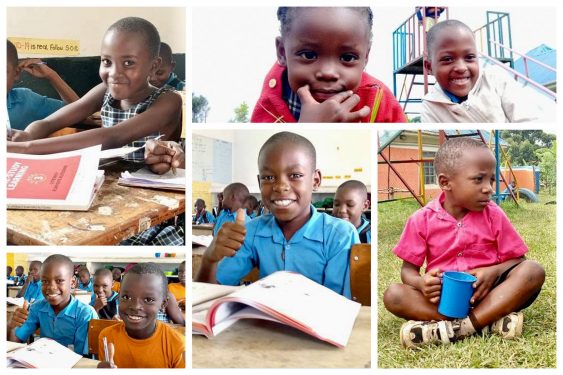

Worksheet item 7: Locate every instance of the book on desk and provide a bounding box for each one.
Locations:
[7,144,104,211]
[7,338,82,368]
[192,271,361,348]
[118,167,185,191]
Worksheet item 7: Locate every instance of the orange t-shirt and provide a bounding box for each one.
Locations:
[112,281,120,293]
[168,283,185,303]
[98,321,185,368]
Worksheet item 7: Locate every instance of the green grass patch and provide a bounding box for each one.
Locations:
[377,193,556,368]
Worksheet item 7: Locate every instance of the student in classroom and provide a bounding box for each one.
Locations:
[193,199,215,225]
[8,17,181,158]
[6,40,80,131]
[213,183,252,236]
[7,254,98,355]
[333,180,371,244]
[196,131,360,298]
[112,267,123,293]
[251,7,406,123]
[243,195,260,219]
[212,192,224,218]
[16,260,44,303]
[383,137,545,348]
[7,266,14,281]
[97,263,185,368]
[14,265,27,286]
[91,268,120,320]
[168,261,186,311]
[150,42,185,91]
[78,267,94,292]
[421,19,554,122]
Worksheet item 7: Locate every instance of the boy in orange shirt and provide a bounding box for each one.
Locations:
[167,261,185,311]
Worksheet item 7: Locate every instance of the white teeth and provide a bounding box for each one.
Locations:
[129,316,143,321]
[273,200,292,207]
[451,78,469,84]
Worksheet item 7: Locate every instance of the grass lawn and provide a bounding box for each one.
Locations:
[377,193,556,368]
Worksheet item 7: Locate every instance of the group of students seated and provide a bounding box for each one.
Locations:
[7,256,186,368]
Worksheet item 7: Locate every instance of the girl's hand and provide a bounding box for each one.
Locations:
[421,268,443,304]
[468,266,499,304]
[297,85,370,123]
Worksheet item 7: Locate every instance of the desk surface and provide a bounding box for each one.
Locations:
[192,224,213,236]
[7,162,185,245]
[192,306,371,368]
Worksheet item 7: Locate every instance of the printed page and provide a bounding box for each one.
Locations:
[7,338,82,368]
[192,235,213,247]
[192,282,242,306]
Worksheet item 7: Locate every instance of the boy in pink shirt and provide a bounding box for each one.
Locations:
[384,137,545,349]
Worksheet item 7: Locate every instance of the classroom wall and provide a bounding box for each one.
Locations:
[7,7,186,57]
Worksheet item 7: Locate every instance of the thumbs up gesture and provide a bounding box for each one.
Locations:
[204,208,247,263]
[9,300,30,329]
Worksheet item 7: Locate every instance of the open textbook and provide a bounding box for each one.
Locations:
[118,167,185,191]
[7,145,104,211]
[7,338,82,368]
[192,271,361,348]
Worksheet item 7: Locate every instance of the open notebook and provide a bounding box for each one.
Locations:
[7,338,82,368]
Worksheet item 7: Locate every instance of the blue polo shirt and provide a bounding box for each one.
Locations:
[217,205,359,298]
[194,210,216,225]
[79,278,94,292]
[15,295,98,355]
[23,280,44,303]
[7,88,65,131]
[89,291,119,320]
[213,209,250,236]
[357,217,371,244]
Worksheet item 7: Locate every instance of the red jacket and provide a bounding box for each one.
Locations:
[251,63,407,123]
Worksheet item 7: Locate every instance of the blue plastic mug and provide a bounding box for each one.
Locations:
[438,271,477,318]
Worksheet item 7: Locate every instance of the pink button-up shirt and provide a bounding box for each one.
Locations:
[393,192,528,272]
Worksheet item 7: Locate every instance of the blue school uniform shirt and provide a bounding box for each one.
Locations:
[15,295,98,355]
[163,72,185,91]
[89,291,119,320]
[79,278,94,292]
[216,205,359,298]
[23,280,44,303]
[357,216,371,244]
[7,88,65,130]
[213,209,251,236]
[194,210,216,225]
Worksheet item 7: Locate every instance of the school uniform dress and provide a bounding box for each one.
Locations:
[89,291,119,320]
[98,321,185,368]
[250,62,407,123]
[217,205,359,298]
[168,283,185,302]
[393,192,528,272]
[22,280,44,303]
[79,278,94,292]
[163,72,185,91]
[7,88,65,130]
[15,295,98,355]
[421,63,555,123]
[14,274,27,286]
[213,209,251,236]
[356,216,371,244]
[193,210,215,225]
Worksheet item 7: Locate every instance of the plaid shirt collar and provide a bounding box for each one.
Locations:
[281,70,301,121]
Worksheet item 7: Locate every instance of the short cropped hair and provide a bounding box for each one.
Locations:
[337,180,368,201]
[426,19,475,59]
[434,137,490,176]
[258,131,317,171]
[124,262,168,297]
[43,255,73,276]
[7,39,18,68]
[159,42,174,65]
[78,267,91,276]
[244,195,259,209]
[107,17,161,59]
[277,7,373,41]
[94,268,113,280]
[224,183,250,204]
[195,198,206,207]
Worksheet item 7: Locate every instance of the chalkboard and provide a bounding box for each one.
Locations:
[15,54,186,99]
[192,134,232,184]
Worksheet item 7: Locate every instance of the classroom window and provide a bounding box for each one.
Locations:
[423,151,436,185]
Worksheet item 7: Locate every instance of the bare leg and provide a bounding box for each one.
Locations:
[383,283,449,321]
[471,260,545,329]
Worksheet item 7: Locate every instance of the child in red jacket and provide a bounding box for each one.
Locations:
[251,7,406,123]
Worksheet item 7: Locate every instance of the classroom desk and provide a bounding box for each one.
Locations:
[72,290,92,305]
[192,306,371,368]
[74,358,101,368]
[7,161,185,245]
[8,286,22,298]
[192,245,206,279]
[192,224,214,236]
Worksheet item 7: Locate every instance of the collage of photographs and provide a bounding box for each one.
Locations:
[1,0,559,372]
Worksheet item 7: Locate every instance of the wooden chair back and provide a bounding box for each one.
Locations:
[350,243,371,306]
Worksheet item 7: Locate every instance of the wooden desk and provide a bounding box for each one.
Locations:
[192,224,213,236]
[75,358,101,368]
[7,162,185,245]
[8,286,22,298]
[192,306,371,368]
[192,246,206,279]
